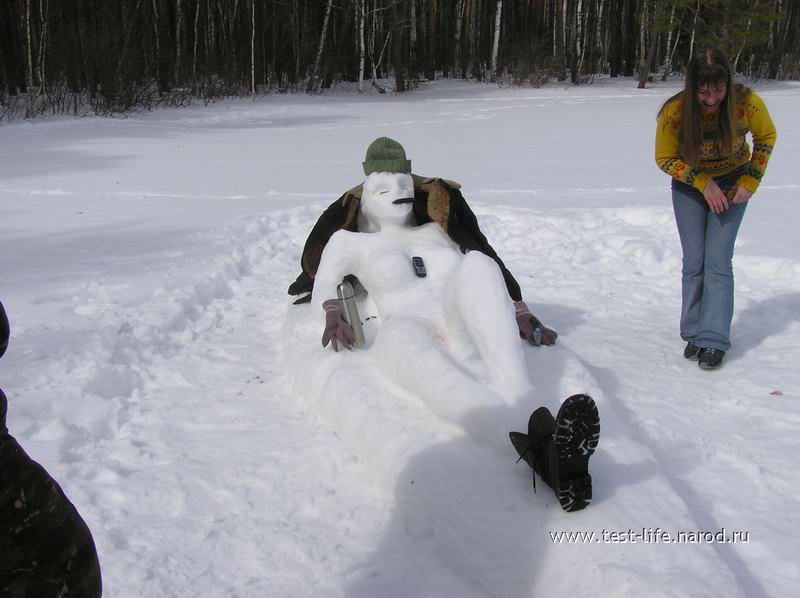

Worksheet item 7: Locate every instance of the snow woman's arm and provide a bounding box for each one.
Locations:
[311,230,362,315]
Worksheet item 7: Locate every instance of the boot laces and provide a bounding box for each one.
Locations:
[515,435,550,493]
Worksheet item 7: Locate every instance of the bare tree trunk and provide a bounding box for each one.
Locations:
[390,0,405,91]
[175,0,183,82]
[662,4,675,74]
[689,0,700,60]
[638,33,658,88]
[595,0,605,71]
[555,0,566,80]
[357,0,366,92]
[36,0,48,92]
[193,0,200,79]
[152,0,163,89]
[734,0,759,72]
[370,1,379,84]
[490,0,502,80]
[409,0,417,72]
[293,0,300,83]
[250,0,255,95]
[663,8,682,80]
[25,0,33,90]
[420,0,428,74]
[578,0,587,76]
[307,0,333,93]
[638,0,647,72]
[768,0,785,78]
[454,0,465,77]
[575,0,583,76]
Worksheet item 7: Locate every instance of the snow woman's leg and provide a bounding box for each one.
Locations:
[445,251,533,400]
[373,317,516,447]
[314,361,460,489]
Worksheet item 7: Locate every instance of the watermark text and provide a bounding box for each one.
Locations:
[549,528,750,544]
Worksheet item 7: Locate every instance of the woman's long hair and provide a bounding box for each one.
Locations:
[659,48,748,166]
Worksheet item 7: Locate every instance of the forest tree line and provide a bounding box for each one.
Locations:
[1,0,798,121]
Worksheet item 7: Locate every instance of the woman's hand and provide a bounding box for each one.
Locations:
[703,180,729,214]
[732,186,753,204]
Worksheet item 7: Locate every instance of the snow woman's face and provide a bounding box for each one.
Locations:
[360,172,415,230]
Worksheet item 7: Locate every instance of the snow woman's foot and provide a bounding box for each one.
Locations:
[510,394,600,512]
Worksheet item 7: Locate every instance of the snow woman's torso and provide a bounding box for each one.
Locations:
[314,222,463,322]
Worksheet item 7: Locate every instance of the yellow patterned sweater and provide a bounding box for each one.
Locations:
[655,90,777,193]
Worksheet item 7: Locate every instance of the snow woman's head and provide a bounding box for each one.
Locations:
[360,138,415,229]
[361,172,415,229]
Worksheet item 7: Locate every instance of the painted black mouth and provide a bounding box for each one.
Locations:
[392,197,414,204]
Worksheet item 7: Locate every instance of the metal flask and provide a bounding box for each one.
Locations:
[337,279,366,348]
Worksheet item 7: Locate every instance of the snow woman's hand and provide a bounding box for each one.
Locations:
[321,299,355,352]
[514,300,557,346]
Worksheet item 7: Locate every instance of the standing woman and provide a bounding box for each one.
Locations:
[656,48,777,370]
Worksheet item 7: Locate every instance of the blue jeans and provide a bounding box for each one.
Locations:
[671,166,748,352]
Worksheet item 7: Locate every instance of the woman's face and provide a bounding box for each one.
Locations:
[697,81,727,112]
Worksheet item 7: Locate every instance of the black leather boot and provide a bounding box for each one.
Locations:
[510,394,600,512]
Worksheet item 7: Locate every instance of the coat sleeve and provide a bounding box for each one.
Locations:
[288,192,360,301]
[446,186,523,302]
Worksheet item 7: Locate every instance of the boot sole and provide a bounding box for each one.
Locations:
[698,360,724,370]
[553,394,600,512]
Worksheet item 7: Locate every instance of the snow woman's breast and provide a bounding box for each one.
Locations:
[369,250,419,288]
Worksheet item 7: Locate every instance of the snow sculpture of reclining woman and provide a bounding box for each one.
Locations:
[295,138,600,512]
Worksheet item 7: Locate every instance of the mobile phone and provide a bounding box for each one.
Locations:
[412,256,427,278]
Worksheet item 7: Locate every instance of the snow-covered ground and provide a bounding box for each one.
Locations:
[1,77,798,597]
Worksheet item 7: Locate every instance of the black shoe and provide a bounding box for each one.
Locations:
[683,342,702,360]
[698,348,725,370]
[510,394,600,512]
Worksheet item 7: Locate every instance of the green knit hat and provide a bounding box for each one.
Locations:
[362,137,412,175]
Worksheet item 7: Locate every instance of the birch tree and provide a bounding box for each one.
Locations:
[490,1,503,80]
[356,0,366,92]
[25,0,33,91]
[688,0,700,60]
[453,0,465,77]
[251,0,255,95]
[36,0,48,93]
[307,0,333,93]
[175,0,183,82]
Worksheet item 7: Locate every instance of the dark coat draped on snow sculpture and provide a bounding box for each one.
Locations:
[288,175,522,304]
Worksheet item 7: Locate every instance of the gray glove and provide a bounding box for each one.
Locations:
[514,300,557,346]
[321,299,355,352]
